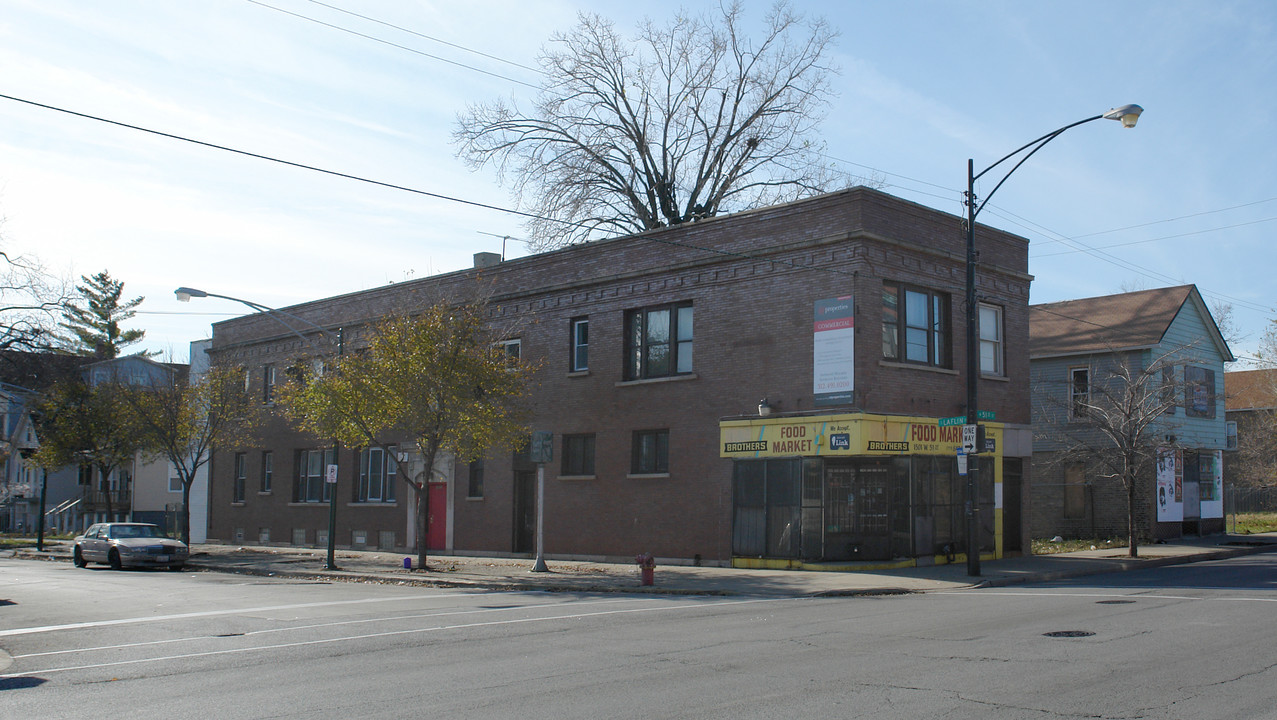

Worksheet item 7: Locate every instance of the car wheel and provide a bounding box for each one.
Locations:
[108,549,123,571]
[169,564,185,572]
[73,547,88,568]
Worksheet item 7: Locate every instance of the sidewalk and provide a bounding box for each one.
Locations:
[9,533,1276,597]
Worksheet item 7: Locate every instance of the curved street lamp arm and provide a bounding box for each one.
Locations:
[969,114,1104,220]
[175,287,338,352]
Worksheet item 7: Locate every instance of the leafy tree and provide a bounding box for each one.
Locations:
[124,365,260,544]
[33,379,145,521]
[454,1,849,250]
[59,270,152,359]
[280,301,532,570]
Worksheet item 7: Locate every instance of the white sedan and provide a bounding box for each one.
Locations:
[73,522,189,571]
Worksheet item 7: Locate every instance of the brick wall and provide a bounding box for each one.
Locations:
[207,188,1031,561]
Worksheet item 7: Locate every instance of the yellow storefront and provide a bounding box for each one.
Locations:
[720,413,1004,569]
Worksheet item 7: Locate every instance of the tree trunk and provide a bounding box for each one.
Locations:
[416,483,429,571]
[1127,469,1140,558]
[180,477,192,545]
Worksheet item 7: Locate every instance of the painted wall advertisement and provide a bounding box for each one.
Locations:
[1156,447,1183,522]
[813,296,855,406]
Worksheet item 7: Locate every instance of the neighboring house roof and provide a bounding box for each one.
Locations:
[1225,368,1277,411]
[82,355,187,387]
[1029,284,1234,362]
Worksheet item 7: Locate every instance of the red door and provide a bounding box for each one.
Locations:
[426,482,447,550]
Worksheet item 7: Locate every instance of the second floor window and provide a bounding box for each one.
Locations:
[625,304,693,380]
[1070,367,1090,419]
[882,282,950,368]
[1185,366,1216,418]
[263,364,277,403]
[571,317,589,372]
[978,304,1004,376]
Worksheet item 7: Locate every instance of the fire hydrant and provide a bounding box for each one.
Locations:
[636,553,655,586]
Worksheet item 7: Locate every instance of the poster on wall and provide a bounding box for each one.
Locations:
[1200,449,1224,519]
[813,296,855,406]
[1156,446,1183,522]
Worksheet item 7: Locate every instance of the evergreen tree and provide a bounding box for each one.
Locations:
[59,270,152,359]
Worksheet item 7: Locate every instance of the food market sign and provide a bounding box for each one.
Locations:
[720,413,1002,458]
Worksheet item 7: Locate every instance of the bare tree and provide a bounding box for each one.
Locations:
[1035,350,1184,557]
[0,242,67,353]
[1231,316,1277,487]
[454,1,852,250]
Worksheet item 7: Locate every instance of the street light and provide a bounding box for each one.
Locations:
[176,286,346,570]
[963,104,1142,576]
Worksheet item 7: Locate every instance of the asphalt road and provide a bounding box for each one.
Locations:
[2,553,1276,719]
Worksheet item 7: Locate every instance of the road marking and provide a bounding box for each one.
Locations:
[5,597,788,677]
[12,596,656,659]
[0,591,497,638]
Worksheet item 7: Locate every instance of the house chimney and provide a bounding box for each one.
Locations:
[473,252,501,269]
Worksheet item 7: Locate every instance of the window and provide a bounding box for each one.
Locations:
[978,303,1004,376]
[562,434,596,476]
[1161,365,1177,415]
[169,470,182,493]
[499,339,521,360]
[625,303,693,380]
[1184,366,1216,418]
[233,452,247,503]
[1064,464,1086,519]
[468,459,484,499]
[358,446,397,503]
[882,282,950,367]
[263,364,277,402]
[631,429,669,475]
[571,317,589,372]
[1070,367,1090,419]
[261,451,273,493]
[295,448,336,503]
[78,465,93,486]
[1226,421,1238,451]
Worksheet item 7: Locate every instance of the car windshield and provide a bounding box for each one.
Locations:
[109,525,164,539]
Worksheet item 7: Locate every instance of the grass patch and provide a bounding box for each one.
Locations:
[1032,537,1128,555]
[1229,512,1277,535]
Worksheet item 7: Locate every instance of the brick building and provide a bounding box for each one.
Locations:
[206,187,1033,566]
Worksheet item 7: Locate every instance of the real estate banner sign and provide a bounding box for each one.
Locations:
[813,296,855,406]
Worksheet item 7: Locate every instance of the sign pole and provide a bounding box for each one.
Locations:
[530,431,552,573]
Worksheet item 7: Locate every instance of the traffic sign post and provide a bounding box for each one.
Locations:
[530,431,552,573]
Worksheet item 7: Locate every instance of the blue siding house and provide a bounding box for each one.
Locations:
[1029,285,1233,541]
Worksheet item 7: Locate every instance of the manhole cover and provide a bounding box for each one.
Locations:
[1096,600,1135,604]
[1044,630,1095,638]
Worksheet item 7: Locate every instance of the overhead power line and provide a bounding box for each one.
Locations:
[0,92,856,280]
[246,0,540,89]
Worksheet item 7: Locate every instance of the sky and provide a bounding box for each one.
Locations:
[1,0,1274,364]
